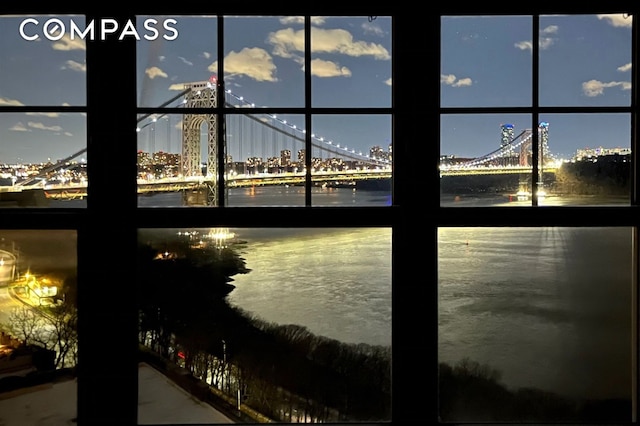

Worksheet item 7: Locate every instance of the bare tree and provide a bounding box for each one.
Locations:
[0,303,78,369]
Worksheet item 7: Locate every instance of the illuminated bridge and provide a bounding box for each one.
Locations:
[439,123,562,177]
[7,76,391,205]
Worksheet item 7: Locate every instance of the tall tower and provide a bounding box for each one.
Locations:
[500,123,517,164]
[500,123,515,149]
[538,122,550,165]
[181,76,219,205]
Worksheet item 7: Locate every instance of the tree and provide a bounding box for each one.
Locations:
[0,303,78,369]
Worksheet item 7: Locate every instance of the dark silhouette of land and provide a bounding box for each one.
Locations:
[137,238,391,423]
[439,358,631,423]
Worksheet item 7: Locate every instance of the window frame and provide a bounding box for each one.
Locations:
[1,3,637,425]
[0,7,405,425]
[434,4,639,425]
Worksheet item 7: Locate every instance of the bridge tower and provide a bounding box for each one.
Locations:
[517,122,551,197]
[180,76,221,206]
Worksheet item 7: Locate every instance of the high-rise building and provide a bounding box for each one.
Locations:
[501,123,515,149]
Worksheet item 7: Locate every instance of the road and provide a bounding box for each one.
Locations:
[0,286,23,325]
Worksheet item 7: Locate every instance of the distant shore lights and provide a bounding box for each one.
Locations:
[207,228,236,249]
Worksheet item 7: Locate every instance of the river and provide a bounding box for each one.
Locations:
[225,227,392,347]
[438,226,633,401]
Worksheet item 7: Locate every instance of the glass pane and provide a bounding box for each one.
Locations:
[138,227,392,423]
[0,229,78,424]
[539,113,630,206]
[441,16,532,108]
[224,16,304,108]
[540,14,632,107]
[0,112,87,208]
[440,113,533,206]
[311,16,392,107]
[137,16,217,108]
[227,113,306,207]
[311,115,392,206]
[438,227,634,423]
[0,15,86,106]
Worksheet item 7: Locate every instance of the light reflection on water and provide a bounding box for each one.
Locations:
[440,193,629,207]
[438,226,633,400]
[226,227,392,347]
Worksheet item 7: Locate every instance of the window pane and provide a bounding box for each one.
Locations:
[311,16,392,108]
[136,112,210,208]
[441,16,532,108]
[540,14,632,107]
[226,113,306,207]
[137,16,217,108]
[440,113,533,206]
[224,16,304,108]
[438,227,634,423]
[311,114,392,206]
[1,113,87,208]
[0,15,86,106]
[440,113,630,206]
[539,113,630,206]
[138,227,392,423]
[0,229,78,423]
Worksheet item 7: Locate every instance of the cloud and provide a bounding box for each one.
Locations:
[202,52,211,59]
[441,74,472,87]
[9,122,30,132]
[51,34,86,51]
[27,121,63,132]
[384,78,392,86]
[208,47,277,82]
[514,41,533,51]
[617,62,632,72]
[582,79,631,97]
[169,83,186,91]
[178,56,193,66]
[515,25,558,52]
[27,112,60,118]
[268,27,390,60]
[279,16,326,26]
[0,97,25,106]
[146,66,168,79]
[597,14,632,28]
[61,60,86,72]
[538,37,555,50]
[515,37,555,51]
[309,58,351,77]
[362,21,385,37]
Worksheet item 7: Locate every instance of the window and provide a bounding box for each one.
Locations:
[0,5,636,426]
[1,8,403,426]
[437,6,638,425]
[135,15,392,208]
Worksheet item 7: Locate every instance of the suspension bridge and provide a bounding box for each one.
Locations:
[3,76,392,206]
[439,122,561,176]
[439,122,563,199]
